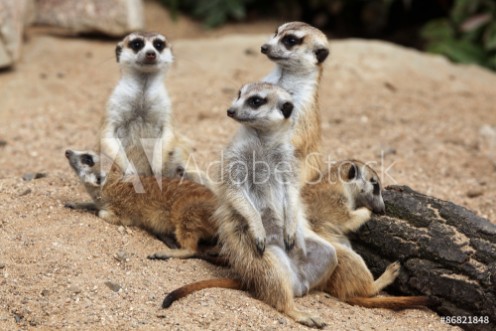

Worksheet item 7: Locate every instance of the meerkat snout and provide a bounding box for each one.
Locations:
[261,44,270,54]
[145,50,157,61]
[227,108,235,117]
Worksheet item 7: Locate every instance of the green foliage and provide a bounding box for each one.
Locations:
[422,0,496,70]
[160,0,253,28]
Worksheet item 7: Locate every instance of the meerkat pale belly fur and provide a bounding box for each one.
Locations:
[64,149,218,257]
[100,32,203,183]
[165,82,337,328]
[261,22,330,185]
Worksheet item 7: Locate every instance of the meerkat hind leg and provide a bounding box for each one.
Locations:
[148,247,197,260]
[64,201,98,212]
[372,261,401,294]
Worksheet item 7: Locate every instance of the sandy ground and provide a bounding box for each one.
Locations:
[1,2,495,331]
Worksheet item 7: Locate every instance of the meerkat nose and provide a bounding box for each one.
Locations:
[65,150,73,159]
[261,44,270,54]
[227,108,236,117]
[145,51,156,60]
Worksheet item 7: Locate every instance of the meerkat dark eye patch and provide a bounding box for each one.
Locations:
[153,39,166,52]
[281,34,303,49]
[115,45,122,62]
[81,154,95,167]
[371,180,381,195]
[315,48,329,63]
[246,96,267,109]
[280,102,294,118]
[129,38,145,52]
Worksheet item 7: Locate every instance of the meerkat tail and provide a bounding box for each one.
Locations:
[345,296,434,310]
[162,279,241,308]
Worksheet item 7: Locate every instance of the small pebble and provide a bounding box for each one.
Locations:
[41,289,49,297]
[0,262,5,269]
[0,140,6,147]
[22,173,47,181]
[466,189,483,198]
[68,285,81,294]
[105,281,122,292]
[244,48,257,56]
[114,250,129,262]
[18,188,32,197]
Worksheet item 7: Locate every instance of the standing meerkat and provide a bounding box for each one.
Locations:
[261,22,330,185]
[64,149,218,257]
[100,32,204,183]
[164,82,337,329]
[161,161,430,310]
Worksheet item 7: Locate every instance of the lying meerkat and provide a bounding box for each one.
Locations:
[261,22,330,185]
[306,160,428,308]
[64,149,217,257]
[162,161,430,310]
[164,82,337,328]
[100,32,205,184]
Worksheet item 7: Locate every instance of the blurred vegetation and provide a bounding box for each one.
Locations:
[422,0,496,70]
[159,0,496,71]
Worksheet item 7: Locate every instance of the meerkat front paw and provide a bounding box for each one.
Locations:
[254,236,266,255]
[284,232,296,251]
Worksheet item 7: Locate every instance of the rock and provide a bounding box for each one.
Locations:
[114,250,129,262]
[41,289,49,296]
[0,0,33,68]
[104,281,122,292]
[0,140,6,147]
[68,285,81,294]
[0,262,5,269]
[35,0,144,37]
[466,189,484,198]
[18,188,32,196]
[22,172,47,181]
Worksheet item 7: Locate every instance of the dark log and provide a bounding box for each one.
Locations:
[350,185,496,330]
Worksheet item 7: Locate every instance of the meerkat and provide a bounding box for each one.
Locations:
[261,22,330,185]
[305,160,428,307]
[100,32,205,184]
[162,82,337,329]
[162,160,430,310]
[64,149,217,257]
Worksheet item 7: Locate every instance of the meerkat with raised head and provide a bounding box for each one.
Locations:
[162,160,430,310]
[261,22,330,185]
[163,82,337,329]
[100,32,205,184]
[65,149,217,257]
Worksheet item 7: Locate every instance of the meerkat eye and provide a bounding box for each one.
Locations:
[129,39,145,52]
[81,154,95,167]
[246,96,267,109]
[281,34,302,49]
[153,39,166,52]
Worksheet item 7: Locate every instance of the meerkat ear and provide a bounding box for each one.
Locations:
[115,43,123,62]
[280,101,294,119]
[315,48,329,64]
